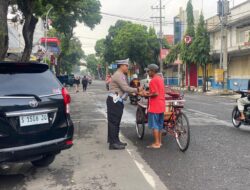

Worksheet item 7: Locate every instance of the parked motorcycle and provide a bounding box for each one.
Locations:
[232,90,250,128]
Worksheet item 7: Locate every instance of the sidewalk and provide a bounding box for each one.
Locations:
[170,86,240,99]
[67,86,168,190]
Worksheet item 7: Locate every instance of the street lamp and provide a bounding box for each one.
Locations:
[45,7,53,63]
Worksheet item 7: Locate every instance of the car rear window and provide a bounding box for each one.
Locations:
[0,63,61,96]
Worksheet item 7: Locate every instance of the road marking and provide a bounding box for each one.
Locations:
[95,100,168,190]
[186,108,217,117]
[72,118,106,121]
[126,148,156,189]
[121,133,168,190]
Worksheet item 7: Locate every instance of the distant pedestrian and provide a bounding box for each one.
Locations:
[82,76,89,91]
[107,58,143,150]
[74,76,80,93]
[142,64,165,149]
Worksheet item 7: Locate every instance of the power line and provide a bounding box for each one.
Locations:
[76,36,100,40]
[101,11,229,27]
[101,12,154,23]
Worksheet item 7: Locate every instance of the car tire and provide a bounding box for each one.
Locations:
[31,154,56,167]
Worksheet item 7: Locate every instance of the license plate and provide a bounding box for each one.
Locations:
[19,114,49,127]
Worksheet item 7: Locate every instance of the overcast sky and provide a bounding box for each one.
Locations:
[74,0,246,55]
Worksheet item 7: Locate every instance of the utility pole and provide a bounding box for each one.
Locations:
[44,7,53,65]
[151,0,165,73]
[218,0,229,90]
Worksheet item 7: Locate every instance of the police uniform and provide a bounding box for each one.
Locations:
[107,59,138,149]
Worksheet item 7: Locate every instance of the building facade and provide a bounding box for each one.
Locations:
[6,18,45,61]
[165,7,199,87]
[207,0,250,90]
[173,7,199,44]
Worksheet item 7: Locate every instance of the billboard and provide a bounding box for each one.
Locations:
[215,69,224,83]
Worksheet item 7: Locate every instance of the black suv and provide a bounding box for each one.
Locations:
[0,62,74,167]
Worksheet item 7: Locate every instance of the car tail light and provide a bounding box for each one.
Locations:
[62,87,71,114]
[66,140,73,145]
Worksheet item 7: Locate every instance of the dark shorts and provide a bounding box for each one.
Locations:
[148,112,164,131]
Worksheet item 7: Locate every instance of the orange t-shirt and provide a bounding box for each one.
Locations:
[148,75,165,113]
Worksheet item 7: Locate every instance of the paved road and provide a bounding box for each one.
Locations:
[1,80,250,190]
[0,81,166,190]
[91,81,250,190]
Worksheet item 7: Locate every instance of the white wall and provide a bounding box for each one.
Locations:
[208,0,250,53]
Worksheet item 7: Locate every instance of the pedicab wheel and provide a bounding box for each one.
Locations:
[232,106,241,128]
[135,106,146,139]
[175,112,190,152]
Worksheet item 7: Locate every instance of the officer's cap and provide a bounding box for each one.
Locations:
[147,64,159,72]
[116,58,129,66]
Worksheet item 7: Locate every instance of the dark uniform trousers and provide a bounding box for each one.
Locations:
[106,96,124,144]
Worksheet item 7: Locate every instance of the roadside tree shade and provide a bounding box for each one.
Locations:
[180,0,196,91]
[191,13,210,92]
[102,20,160,74]
[11,0,102,63]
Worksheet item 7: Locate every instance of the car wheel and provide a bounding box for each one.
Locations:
[31,154,56,167]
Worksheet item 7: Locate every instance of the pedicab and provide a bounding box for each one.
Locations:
[135,86,190,152]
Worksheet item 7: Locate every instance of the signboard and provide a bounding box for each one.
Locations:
[111,64,117,69]
[214,69,224,82]
[184,35,192,44]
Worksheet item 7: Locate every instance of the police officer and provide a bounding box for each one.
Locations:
[107,58,142,150]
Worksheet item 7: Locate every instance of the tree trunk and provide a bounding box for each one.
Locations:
[202,65,207,92]
[21,14,38,62]
[56,53,62,75]
[0,0,9,61]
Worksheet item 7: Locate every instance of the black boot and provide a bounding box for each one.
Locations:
[118,141,127,146]
[109,143,125,150]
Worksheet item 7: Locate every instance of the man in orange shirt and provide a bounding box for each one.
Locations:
[143,64,165,149]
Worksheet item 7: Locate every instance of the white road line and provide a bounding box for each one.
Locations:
[186,108,217,117]
[72,118,106,121]
[95,99,168,190]
[126,148,156,189]
[187,101,213,106]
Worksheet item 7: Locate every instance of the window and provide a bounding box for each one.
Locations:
[0,64,61,96]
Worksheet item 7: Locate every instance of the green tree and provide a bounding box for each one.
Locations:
[15,0,45,62]
[103,20,129,64]
[12,0,101,62]
[162,38,171,49]
[164,43,181,64]
[180,0,195,90]
[102,20,160,74]
[147,27,161,65]
[50,0,102,74]
[48,28,85,74]
[0,0,9,61]
[95,38,107,75]
[95,39,105,57]
[60,38,85,74]
[86,54,99,77]
[191,13,210,92]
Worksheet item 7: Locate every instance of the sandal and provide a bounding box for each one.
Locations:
[146,144,161,149]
